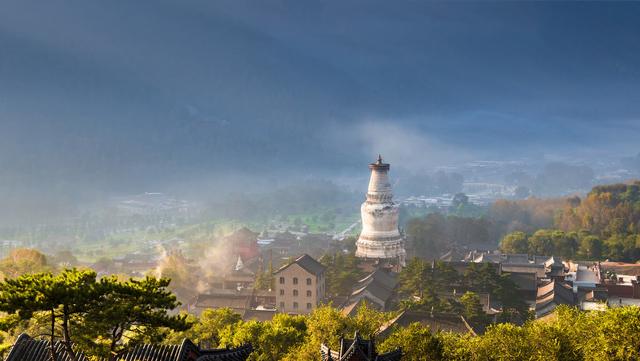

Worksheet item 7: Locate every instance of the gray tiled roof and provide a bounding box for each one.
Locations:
[350,269,398,308]
[506,271,538,291]
[378,310,477,336]
[535,280,576,318]
[576,267,600,283]
[5,334,252,361]
[275,254,326,276]
[320,332,402,361]
[357,269,397,291]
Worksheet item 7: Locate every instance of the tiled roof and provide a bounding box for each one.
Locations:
[242,309,277,322]
[352,281,392,306]
[351,269,398,305]
[5,334,252,361]
[535,280,576,318]
[275,254,326,276]
[320,332,402,361]
[502,254,531,265]
[194,293,251,311]
[506,271,538,291]
[357,269,397,290]
[378,310,477,337]
[474,253,531,264]
[501,264,546,278]
[576,266,600,283]
[341,297,383,317]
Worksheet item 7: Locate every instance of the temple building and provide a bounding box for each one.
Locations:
[5,334,252,361]
[226,227,260,261]
[355,156,406,265]
[320,332,402,361]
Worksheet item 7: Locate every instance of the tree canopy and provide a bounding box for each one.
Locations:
[0,269,188,361]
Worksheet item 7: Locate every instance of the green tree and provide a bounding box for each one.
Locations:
[254,261,274,291]
[78,276,190,360]
[0,269,100,361]
[582,305,640,360]
[346,302,391,339]
[320,253,363,297]
[463,263,499,293]
[552,231,579,259]
[406,213,448,258]
[0,270,188,361]
[528,229,555,255]
[379,322,443,361]
[166,308,241,348]
[460,292,489,329]
[494,274,529,323]
[578,235,603,260]
[398,258,429,299]
[471,323,531,361]
[222,314,306,361]
[526,313,582,361]
[284,306,348,361]
[499,232,529,254]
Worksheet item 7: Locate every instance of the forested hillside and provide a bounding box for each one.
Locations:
[406,181,640,262]
[499,181,640,261]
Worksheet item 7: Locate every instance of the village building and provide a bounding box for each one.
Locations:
[207,255,257,290]
[342,269,398,316]
[533,256,566,280]
[507,272,538,305]
[190,289,253,316]
[242,308,278,322]
[190,288,276,317]
[535,279,576,318]
[603,274,640,299]
[565,263,601,292]
[5,334,252,361]
[320,332,402,361]
[378,310,479,337]
[225,227,260,261]
[355,156,406,266]
[259,231,303,268]
[471,253,561,278]
[274,254,326,314]
[600,261,640,277]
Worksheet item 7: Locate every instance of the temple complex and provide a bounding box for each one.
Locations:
[355,156,406,266]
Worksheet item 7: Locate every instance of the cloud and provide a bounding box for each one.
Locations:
[330,119,473,173]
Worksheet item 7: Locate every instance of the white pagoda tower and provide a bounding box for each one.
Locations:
[355,155,406,265]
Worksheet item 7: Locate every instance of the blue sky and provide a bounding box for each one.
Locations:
[1,1,639,193]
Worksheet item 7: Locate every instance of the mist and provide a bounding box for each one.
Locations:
[1,0,640,226]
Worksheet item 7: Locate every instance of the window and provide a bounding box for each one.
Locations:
[293,289,299,296]
[306,278,312,285]
[307,303,312,310]
[279,302,285,309]
[293,302,298,309]
[293,277,298,285]
[279,277,285,284]
[307,290,312,297]
[279,289,284,295]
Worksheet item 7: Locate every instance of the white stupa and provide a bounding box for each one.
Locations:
[355,155,406,265]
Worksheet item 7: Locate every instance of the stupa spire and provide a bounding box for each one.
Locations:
[355,156,406,265]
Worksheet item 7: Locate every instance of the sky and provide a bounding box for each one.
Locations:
[1,1,640,200]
